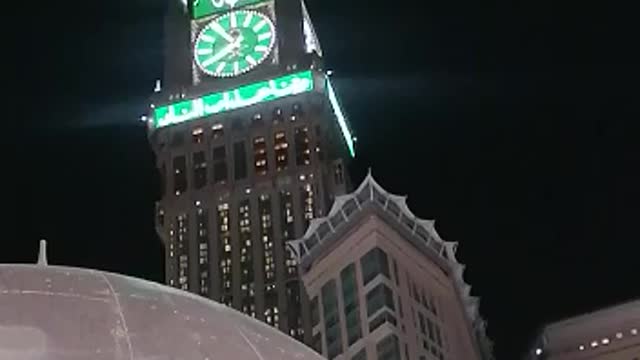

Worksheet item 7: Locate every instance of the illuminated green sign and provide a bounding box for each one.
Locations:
[192,0,268,19]
[153,70,314,128]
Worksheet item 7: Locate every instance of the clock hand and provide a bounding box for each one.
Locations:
[232,34,245,49]
[209,21,235,43]
[203,36,244,67]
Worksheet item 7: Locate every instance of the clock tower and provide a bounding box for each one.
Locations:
[146,0,355,344]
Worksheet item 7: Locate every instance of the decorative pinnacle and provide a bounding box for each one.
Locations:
[37,239,48,266]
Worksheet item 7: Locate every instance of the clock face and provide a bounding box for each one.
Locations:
[194,10,276,78]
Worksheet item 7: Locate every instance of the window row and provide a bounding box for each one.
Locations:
[163,104,306,148]
[166,127,315,195]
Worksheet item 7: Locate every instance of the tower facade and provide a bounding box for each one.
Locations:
[146,0,355,344]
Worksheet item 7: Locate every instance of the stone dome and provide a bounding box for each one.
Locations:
[0,262,324,360]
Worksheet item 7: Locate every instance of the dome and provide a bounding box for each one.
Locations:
[0,263,324,360]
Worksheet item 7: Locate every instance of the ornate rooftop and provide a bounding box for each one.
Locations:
[288,170,495,360]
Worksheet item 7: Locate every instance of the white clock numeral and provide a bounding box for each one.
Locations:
[233,61,240,74]
[215,62,227,74]
[197,49,213,55]
[243,12,254,28]
[245,55,257,66]
[230,12,237,28]
[254,45,268,52]
[210,22,234,42]
[199,34,216,43]
[253,20,267,32]
[201,56,217,68]
[257,32,272,41]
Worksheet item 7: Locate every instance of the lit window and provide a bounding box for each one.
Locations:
[212,123,224,139]
[176,214,189,291]
[280,190,295,249]
[173,156,187,194]
[259,195,275,282]
[239,200,254,307]
[579,345,585,351]
[301,183,315,227]
[315,125,324,160]
[253,136,268,175]
[192,127,204,143]
[294,127,311,166]
[590,341,598,348]
[274,131,289,171]
[601,338,609,345]
[217,203,232,295]
[632,328,638,335]
[196,204,209,296]
[273,107,284,123]
[616,332,623,339]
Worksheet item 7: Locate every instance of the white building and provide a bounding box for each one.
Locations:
[524,299,640,360]
[289,171,494,360]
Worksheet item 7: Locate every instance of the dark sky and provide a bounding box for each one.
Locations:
[5,0,639,358]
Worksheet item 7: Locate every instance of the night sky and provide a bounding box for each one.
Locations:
[5,0,639,358]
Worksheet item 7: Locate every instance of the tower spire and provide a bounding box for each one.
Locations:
[37,239,48,266]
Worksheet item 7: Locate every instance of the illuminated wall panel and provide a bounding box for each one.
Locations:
[192,0,269,19]
[153,70,314,128]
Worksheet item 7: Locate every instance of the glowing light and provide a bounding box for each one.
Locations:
[579,345,585,351]
[194,10,275,78]
[601,338,609,345]
[325,76,355,157]
[535,348,542,355]
[152,71,314,128]
[301,0,322,56]
[192,0,268,19]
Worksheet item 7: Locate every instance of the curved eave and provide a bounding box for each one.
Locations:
[288,169,493,359]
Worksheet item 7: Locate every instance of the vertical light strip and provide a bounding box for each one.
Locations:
[325,75,356,157]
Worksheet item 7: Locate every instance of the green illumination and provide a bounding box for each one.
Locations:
[326,76,356,158]
[153,70,314,128]
[192,0,268,19]
[194,10,276,78]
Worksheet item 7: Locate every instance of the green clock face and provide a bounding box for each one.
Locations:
[194,10,276,78]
